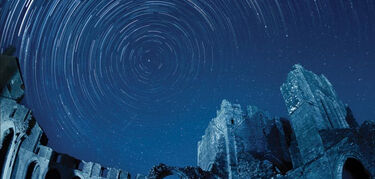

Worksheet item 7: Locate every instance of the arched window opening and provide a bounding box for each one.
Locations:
[25,161,40,179]
[342,158,371,179]
[45,168,61,179]
[0,129,14,177]
[25,161,36,179]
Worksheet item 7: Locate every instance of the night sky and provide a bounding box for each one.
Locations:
[1,0,374,175]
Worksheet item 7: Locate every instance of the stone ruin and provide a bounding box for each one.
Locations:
[196,64,375,179]
[1,51,374,179]
[0,53,131,179]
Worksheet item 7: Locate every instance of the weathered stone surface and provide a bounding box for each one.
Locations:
[281,64,349,130]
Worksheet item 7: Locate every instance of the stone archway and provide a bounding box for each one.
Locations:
[0,128,14,177]
[342,158,370,179]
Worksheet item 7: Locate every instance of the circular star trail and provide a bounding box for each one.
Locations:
[2,0,230,142]
[1,0,374,174]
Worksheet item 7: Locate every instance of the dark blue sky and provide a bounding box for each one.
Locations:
[1,0,374,175]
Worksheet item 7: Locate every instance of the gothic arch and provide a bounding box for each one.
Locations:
[335,152,371,179]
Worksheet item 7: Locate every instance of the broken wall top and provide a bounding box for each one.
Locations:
[280,64,349,130]
[0,55,24,100]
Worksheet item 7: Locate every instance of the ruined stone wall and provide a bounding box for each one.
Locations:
[279,65,374,178]
[197,100,292,178]
[280,64,350,167]
[0,55,131,179]
[198,64,374,179]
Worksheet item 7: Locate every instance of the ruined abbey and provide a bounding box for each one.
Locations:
[1,52,374,179]
[196,64,375,179]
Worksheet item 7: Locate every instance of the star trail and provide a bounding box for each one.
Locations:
[1,0,375,174]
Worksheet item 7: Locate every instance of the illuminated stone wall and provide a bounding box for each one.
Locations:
[0,55,131,179]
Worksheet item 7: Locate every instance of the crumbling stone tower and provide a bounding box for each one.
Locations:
[280,64,350,167]
[280,65,374,178]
